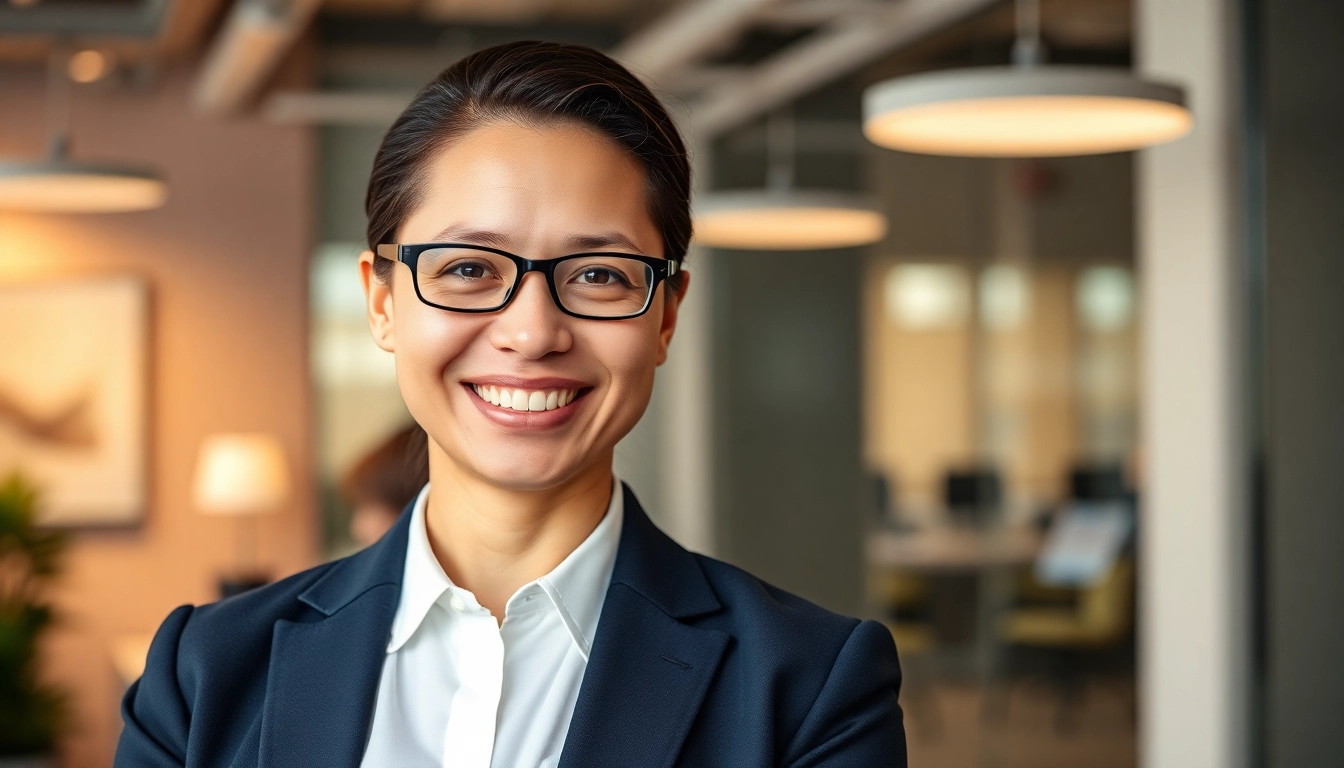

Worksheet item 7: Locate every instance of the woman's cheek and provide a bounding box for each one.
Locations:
[594,321,660,415]
[393,296,478,411]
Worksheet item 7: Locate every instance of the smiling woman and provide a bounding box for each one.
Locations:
[115,41,907,768]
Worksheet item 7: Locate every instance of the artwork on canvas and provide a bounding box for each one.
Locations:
[0,276,149,526]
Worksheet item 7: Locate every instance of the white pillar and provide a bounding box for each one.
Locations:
[658,242,716,556]
[1137,1,1248,766]
[655,130,717,556]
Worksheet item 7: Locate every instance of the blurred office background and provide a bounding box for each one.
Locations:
[0,0,1340,766]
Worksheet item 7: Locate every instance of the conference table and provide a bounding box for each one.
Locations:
[866,522,1041,570]
[866,521,1043,678]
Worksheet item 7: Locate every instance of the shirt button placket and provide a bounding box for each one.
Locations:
[442,603,506,768]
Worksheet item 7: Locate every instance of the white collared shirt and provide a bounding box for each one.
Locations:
[360,477,624,768]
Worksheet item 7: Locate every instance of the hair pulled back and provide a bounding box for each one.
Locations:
[365,40,691,291]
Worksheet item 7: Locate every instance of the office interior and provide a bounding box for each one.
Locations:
[0,0,1340,766]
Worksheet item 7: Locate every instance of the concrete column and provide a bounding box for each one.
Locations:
[1136,1,1249,766]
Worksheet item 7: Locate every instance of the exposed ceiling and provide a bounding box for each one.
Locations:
[0,0,226,64]
[0,0,1134,138]
[323,0,652,23]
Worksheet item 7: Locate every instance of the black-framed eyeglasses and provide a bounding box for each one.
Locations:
[376,243,679,320]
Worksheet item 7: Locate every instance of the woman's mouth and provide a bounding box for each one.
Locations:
[469,383,582,412]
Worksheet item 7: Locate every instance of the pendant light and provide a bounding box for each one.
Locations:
[862,0,1192,157]
[0,47,167,213]
[694,109,888,250]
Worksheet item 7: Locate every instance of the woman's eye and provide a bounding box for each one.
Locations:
[446,262,490,279]
[577,268,624,286]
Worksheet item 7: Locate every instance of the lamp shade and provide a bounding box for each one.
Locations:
[694,190,889,250]
[0,159,167,213]
[192,433,290,515]
[863,66,1191,157]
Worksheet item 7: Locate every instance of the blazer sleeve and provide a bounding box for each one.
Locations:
[114,604,195,768]
[782,619,908,768]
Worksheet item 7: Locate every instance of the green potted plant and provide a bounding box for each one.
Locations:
[0,473,68,767]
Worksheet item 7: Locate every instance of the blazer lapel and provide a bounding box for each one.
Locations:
[258,506,412,768]
[559,485,728,768]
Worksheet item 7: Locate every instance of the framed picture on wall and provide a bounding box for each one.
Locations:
[0,276,149,526]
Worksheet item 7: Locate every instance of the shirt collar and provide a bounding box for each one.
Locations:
[386,475,624,659]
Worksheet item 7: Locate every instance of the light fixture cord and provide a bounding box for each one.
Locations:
[765,107,796,191]
[46,40,73,159]
[1012,0,1045,66]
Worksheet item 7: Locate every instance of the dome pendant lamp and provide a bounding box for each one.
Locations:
[0,47,167,213]
[862,0,1192,157]
[694,109,888,250]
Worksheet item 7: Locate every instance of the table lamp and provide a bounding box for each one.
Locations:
[192,433,290,598]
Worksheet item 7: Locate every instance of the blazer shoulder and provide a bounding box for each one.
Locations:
[171,557,352,685]
[186,557,341,632]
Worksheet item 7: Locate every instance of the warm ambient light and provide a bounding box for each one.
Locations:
[192,433,291,515]
[694,190,888,250]
[0,160,167,213]
[863,66,1191,157]
[0,47,168,214]
[68,49,111,83]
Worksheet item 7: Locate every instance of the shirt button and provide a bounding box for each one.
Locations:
[449,596,467,612]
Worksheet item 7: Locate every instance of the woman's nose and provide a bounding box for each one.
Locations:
[488,272,573,359]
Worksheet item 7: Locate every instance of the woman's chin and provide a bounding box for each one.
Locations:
[461,452,590,493]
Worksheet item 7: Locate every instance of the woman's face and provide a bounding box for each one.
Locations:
[360,121,685,492]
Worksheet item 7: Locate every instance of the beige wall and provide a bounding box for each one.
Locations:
[0,62,316,766]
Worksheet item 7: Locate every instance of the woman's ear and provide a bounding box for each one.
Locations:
[358,250,396,353]
[655,270,690,367]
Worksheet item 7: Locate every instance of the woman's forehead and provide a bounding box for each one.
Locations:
[401,121,661,255]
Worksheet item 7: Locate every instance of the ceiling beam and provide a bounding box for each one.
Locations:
[262,90,415,125]
[753,0,891,27]
[611,0,786,88]
[192,0,323,116]
[687,0,1002,138]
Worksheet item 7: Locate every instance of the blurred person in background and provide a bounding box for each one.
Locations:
[341,424,429,549]
[116,41,905,767]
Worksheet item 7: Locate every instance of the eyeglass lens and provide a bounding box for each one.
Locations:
[414,247,654,317]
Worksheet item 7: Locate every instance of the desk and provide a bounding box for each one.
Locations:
[867,524,1041,571]
[867,524,1042,679]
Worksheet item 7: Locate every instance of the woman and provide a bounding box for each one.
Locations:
[116,41,905,768]
[340,424,429,549]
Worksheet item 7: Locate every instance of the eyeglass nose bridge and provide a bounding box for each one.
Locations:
[502,257,566,312]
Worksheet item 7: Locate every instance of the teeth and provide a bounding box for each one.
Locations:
[472,384,579,412]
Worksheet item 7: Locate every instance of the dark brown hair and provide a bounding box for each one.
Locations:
[339,423,429,512]
[365,40,690,292]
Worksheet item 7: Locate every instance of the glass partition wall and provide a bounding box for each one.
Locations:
[862,150,1140,768]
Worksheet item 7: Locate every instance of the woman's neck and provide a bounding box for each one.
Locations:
[422,444,615,624]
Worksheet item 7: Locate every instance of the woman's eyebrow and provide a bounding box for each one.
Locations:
[427,226,647,254]
[429,225,512,248]
[564,231,644,253]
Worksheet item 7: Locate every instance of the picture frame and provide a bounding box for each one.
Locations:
[0,275,149,526]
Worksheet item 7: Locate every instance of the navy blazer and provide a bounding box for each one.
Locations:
[116,484,907,767]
